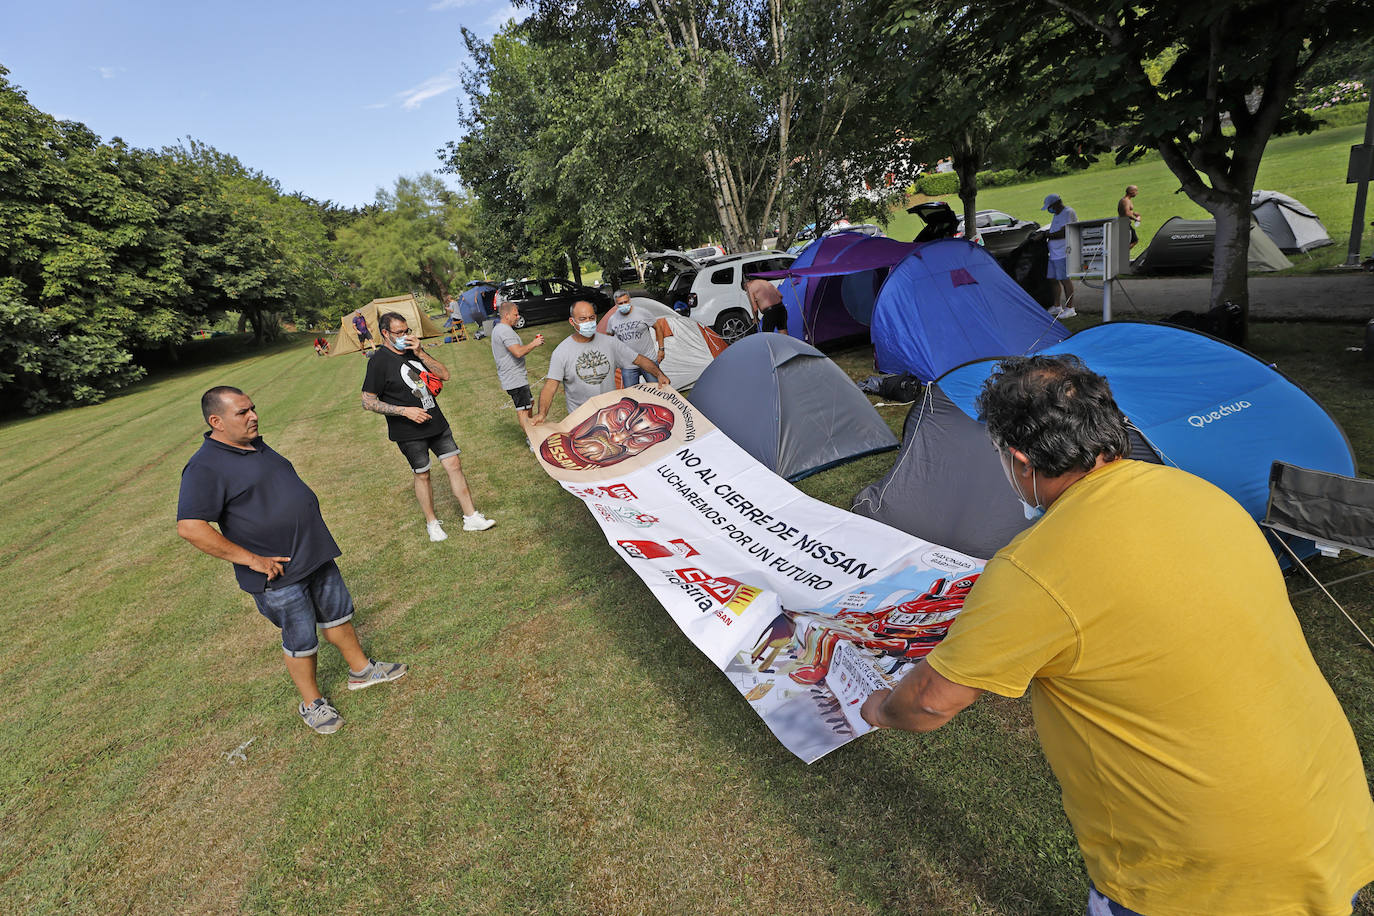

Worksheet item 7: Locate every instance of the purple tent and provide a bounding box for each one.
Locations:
[751,232,922,346]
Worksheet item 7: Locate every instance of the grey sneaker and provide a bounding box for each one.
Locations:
[299,697,342,734]
[348,658,408,691]
[463,511,496,531]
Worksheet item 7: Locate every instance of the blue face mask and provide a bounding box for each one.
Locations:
[577,320,597,336]
[617,303,632,315]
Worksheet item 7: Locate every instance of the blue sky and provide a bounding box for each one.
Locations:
[1,0,519,208]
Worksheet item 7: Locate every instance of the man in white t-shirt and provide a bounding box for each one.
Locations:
[533,301,669,423]
[1041,193,1077,318]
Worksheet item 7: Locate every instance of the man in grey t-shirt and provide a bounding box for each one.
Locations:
[603,289,663,386]
[534,300,669,422]
[490,300,544,434]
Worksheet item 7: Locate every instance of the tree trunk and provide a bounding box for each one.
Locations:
[1210,194,1252,341]
[952,139,982,245]
[568,247,583,285]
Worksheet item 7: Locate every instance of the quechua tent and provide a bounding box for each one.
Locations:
[332,294,446,356]
[689,333,897,481]
[853,322,1355,558]
[1132,217,1292,274]
[1250,190,1333,253]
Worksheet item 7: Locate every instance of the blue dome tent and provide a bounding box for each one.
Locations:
[868,239,1069,381]
[854,322,1355,560]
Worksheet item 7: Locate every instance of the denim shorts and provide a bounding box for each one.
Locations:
[397,428,460,473]
[251,560,354,657]
[1048,257,1068,280]
[620,365,643,387]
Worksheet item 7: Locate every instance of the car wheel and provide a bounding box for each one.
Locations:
[515,314,526,329]
[715,309,755,343]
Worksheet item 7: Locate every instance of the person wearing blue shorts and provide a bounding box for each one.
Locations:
[1041,193,1078,318]
[177,386,408,734]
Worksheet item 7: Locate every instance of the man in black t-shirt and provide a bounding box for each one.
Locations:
[177,386,408,735]
[361,311,496,542]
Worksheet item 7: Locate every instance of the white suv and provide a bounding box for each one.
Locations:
[646,250,796,342]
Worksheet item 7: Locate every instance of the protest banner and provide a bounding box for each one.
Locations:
[531,387,986,762]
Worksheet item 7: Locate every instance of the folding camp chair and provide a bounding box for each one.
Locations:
[1261,461,1374,649]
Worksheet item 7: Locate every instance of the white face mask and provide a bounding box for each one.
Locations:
[577,320,597,336]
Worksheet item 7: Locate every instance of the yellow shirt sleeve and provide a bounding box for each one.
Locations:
[925,555,1079,698]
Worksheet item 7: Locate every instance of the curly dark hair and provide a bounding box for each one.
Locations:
[975,355,1129,477]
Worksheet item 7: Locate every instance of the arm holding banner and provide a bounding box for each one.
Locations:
[632,353,669,387]
[860,660,982,733]
[532,377,561,426]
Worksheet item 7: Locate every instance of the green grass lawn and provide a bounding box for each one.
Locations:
[2,318,1372,915]
[8,313,1374,911]
[886,123,1372,273]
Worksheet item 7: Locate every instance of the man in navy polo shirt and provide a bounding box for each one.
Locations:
[177,386,407,735]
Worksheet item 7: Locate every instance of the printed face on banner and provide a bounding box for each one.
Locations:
[540,397,674,471]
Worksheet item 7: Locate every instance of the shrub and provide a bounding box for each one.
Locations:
[914,171,959,196]
[1306,100,1370,129]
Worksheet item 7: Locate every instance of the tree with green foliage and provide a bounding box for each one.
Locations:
[0,68,352,413]
[883,6,1049,242]
[451,1,916,266]
[0,74,184,411]
[334,173,478,309]
[163,139,349,344]
[964,0,1373,335]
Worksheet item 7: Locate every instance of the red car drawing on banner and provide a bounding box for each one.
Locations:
[617,538,700,560]
[778,575,980,685]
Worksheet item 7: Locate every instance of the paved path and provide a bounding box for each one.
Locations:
[1067,273,1373,322]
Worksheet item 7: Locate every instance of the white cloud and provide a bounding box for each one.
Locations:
[396,66,463,110]
[485,4,518,27]
[95,66,124,80]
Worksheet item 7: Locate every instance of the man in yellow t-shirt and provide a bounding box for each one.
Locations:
[860,355,1374,916]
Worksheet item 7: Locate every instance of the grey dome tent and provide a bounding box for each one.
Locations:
[1131,216,1291,274]
[688,333,898,481]
[1250,190,1333,253]
[851,382,1159,559]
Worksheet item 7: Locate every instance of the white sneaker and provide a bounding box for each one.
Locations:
[463,512,496,532]
[1057,307,1077,319]
[426,519,448,542]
